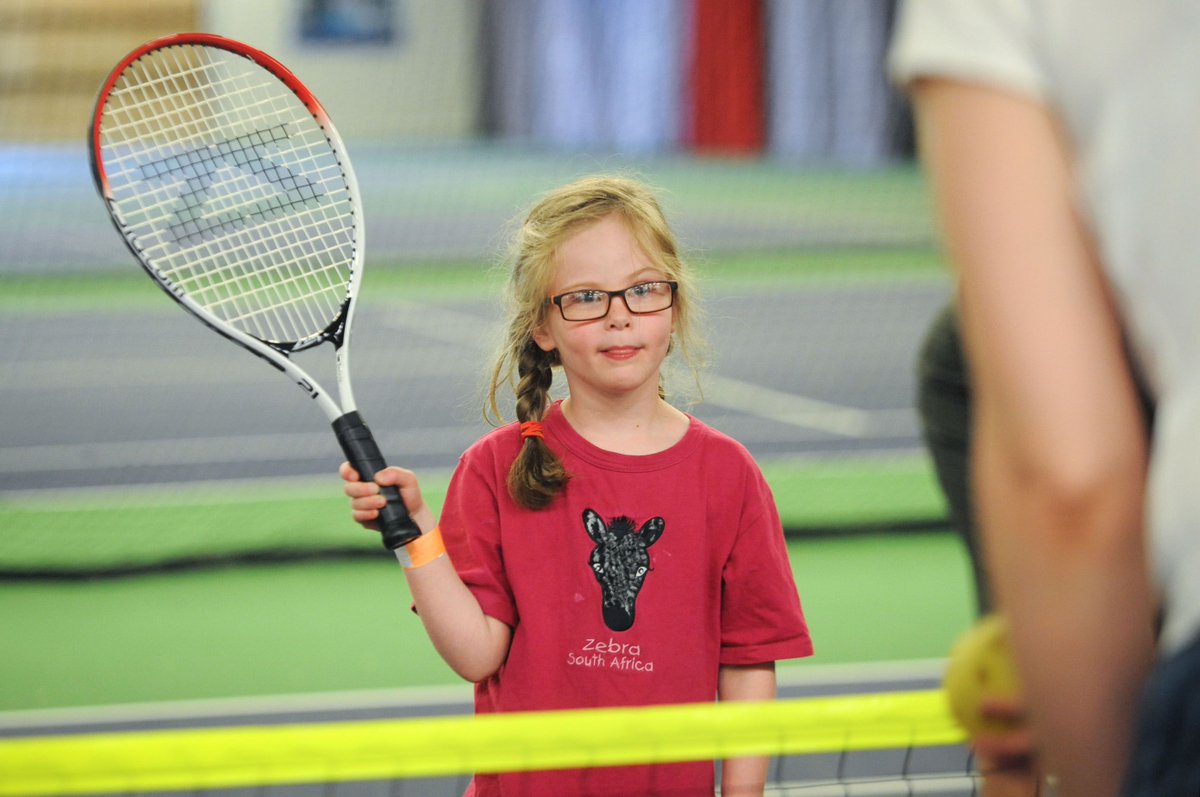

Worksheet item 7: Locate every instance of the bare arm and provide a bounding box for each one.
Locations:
[911,79,1156,797]
[717,662,776,797]
[341,463,511,683]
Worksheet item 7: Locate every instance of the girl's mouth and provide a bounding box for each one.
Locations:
[601,346,639,360]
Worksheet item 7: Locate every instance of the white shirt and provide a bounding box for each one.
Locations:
[890,0,1200,654]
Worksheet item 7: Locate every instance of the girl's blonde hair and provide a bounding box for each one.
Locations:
[485,175,707,510]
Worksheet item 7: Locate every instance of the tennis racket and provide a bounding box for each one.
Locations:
[89,32,420,550]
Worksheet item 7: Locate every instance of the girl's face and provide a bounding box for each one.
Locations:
[532,213,674,405]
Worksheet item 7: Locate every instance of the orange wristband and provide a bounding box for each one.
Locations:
[396,526,446,570]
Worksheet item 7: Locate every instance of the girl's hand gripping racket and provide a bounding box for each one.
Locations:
[90,33,420,550]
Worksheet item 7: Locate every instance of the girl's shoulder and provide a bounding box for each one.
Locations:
[686,415,757,460]
[684,418,774,496]
[461,421,523,464]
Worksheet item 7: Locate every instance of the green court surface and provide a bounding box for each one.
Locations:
[0,529,974,713]
[0,455,946,576]
[0,453,969,712]
[0,246,945,313]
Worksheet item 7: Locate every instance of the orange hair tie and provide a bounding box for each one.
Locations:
[520,420,544,440]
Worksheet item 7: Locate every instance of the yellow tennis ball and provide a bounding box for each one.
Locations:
[943,613,1023,735]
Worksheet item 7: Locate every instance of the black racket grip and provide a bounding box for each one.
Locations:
[333,411,422,550]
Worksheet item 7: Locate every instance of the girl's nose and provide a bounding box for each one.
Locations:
[606,294,633,326]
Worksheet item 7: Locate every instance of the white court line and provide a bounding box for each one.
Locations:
[2,353,465,391]
[777,657,945,687]
[0,472,449,508]
[382,301,913,439]
[0,659,946,732]
[0,427,480,475]
[0,683,476,731]
[0,448,929,504]
[379,300,496,348]
[702,374,914,438]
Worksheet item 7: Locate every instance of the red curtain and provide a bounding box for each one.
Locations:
[687,0,764,154]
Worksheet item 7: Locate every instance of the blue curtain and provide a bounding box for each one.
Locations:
[484,0,685,153]
[766,0,906,167]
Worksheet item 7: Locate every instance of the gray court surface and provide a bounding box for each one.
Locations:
[1,281,949,493]
[1,144,948,494]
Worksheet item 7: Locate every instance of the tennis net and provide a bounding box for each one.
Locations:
[0,689,978,797]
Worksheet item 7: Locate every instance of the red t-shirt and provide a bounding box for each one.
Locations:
[438,402,813,796]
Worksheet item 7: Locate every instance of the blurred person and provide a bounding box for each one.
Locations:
[915,303,1043,794]
[916,303,986,614]
[890,2,1198,796]
[917,299,1156,795]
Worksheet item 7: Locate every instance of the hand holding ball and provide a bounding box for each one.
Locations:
[943,613,1023,735]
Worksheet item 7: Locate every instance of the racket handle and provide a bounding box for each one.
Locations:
[332,411,422,550]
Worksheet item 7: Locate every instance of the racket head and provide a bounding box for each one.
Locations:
[90,33,365,355]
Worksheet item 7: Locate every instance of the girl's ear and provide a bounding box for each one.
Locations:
[531,320,556,353]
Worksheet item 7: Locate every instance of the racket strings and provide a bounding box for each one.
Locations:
[194,240,349,334]
[139,125,313,246]
[98,43,355,346]
[114,46,350,343]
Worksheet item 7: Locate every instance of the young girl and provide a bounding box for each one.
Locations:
[341,175,812,797]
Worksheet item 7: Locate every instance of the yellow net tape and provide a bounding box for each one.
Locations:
[0,689,963,796]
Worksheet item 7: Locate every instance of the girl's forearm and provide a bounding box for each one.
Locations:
[717,663,777,797]
[405,556,511,682]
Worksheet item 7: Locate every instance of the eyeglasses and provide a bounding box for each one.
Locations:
[547,280,678,322]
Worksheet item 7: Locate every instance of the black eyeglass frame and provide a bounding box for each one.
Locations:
[546,280,679,322]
